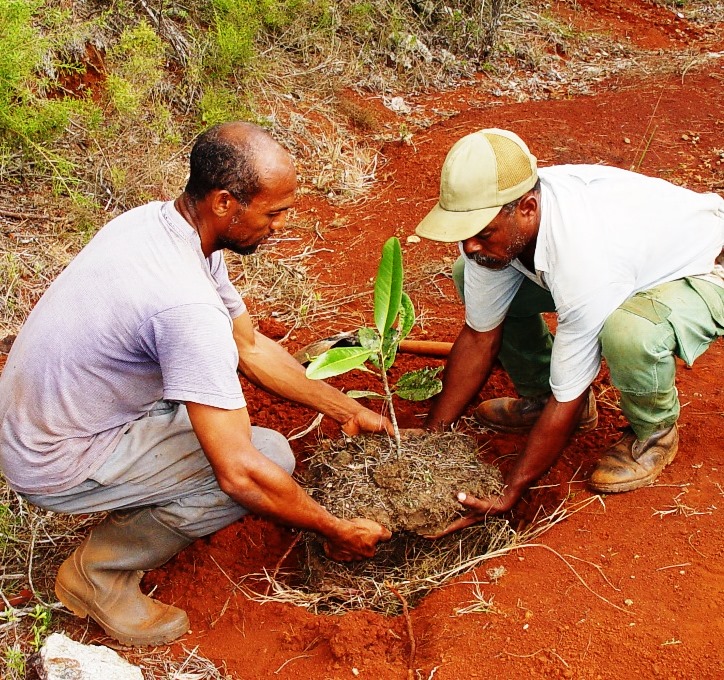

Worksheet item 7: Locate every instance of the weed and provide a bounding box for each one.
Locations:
[3,645,25,679]
[28,604,52,651]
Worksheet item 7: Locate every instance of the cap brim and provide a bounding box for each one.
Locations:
[415,202,503,242]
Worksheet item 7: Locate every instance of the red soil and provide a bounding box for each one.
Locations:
[148,4,724,675]
[8,1,723,678]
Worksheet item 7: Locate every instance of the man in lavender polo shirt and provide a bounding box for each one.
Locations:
[0,122,393,646]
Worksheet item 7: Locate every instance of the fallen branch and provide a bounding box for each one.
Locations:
[0,208,50,220]
[388,584,416,680]
[266,533,302,595]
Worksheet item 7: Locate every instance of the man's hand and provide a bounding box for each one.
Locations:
[341,407,394,437]
[323,517,392,561]
[426,489,520,538]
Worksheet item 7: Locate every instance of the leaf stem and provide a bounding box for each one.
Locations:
[378,352,401,453]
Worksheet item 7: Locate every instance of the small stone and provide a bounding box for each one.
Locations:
[352,668,360,677]
[624,598,634,606]
[406,234,421,244]
[624,137,631,144]
[37,633,143,680]
[681,134,689,141]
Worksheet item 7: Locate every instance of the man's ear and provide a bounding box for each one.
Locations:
[210,189,236,218]
[517,191,539,218]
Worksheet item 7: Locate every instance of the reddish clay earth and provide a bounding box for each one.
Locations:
[6,1,723,678]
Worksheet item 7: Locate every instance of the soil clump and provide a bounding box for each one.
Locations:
[295,432,509,613]
[306,431,502,536]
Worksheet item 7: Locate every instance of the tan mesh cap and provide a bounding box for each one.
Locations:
[415,129,538,242]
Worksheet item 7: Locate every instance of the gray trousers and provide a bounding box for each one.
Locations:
[25,402,296,539]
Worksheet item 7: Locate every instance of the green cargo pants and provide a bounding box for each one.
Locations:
[452,256,724,439]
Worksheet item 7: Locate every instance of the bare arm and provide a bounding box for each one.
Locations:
[425,322,503,430]
[232,312,393,436]
[431,390,590,536]
[185,401,391,560]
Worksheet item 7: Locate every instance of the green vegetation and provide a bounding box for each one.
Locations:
[0,0,520,208]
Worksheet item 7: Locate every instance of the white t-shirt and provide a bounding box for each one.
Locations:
[0,201,247,494]
[463,165,724,402]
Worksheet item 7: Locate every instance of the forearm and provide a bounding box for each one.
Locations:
[238,329,364,424]
[222,451,348,539]
[425,323,502,429]
[504,392,589,495]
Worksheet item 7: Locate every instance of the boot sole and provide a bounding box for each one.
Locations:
[588,443,679,494]
[56,580,189,647]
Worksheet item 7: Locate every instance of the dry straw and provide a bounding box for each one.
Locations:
[233,494,605,615]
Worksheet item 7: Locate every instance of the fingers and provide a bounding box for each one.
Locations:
[324,518,392,562]
[424,515,477,539]
[424,492,508,540]
[342,410,394,436]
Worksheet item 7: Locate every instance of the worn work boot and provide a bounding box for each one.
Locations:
[473,389,598,434]
[589,424,679,493]
[55,508,193,646]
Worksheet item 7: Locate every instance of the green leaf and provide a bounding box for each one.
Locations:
[305,347,372,380]
[373,237,403,336]
[398,292,415,341]
[381,327,400,370]
[346,390,385,400]
[358,327,382,369]
[394,367,444,401]
[358,327,380,351]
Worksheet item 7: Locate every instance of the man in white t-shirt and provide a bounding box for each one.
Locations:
[415,128,724,535]
[0,122,394,646]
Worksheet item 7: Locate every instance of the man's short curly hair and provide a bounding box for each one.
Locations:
[184,123,261,205]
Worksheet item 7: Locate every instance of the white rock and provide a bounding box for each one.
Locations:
[384,96,412,114]
[37,633,143,680]
[406,234,421,244]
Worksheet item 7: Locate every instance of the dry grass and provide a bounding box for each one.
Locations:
[226,240,369,335]
[233,495,604,615]
[0,199,101,337]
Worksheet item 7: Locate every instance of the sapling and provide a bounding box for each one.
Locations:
[305,236,442,450]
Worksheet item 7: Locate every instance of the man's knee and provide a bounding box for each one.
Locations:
[600,307,675,366]
[251,427,295,474]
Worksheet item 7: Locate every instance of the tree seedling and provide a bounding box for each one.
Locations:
[305,237,442,450]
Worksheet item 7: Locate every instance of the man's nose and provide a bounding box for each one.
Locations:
[270,212,288,231]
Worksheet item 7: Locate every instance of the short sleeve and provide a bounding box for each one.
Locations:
[463,254,525,332]
[138,304,246,409]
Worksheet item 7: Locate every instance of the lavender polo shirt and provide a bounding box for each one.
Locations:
[0,201,246,494]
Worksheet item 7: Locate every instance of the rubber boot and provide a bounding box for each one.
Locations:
[55,508,193,646]
[473,389,598,434]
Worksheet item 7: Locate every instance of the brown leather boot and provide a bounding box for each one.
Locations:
[473,390,598,434]
[589,424,679,493]
[55,508,192,646]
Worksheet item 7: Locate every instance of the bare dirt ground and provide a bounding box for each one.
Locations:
[4,1,723,678]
